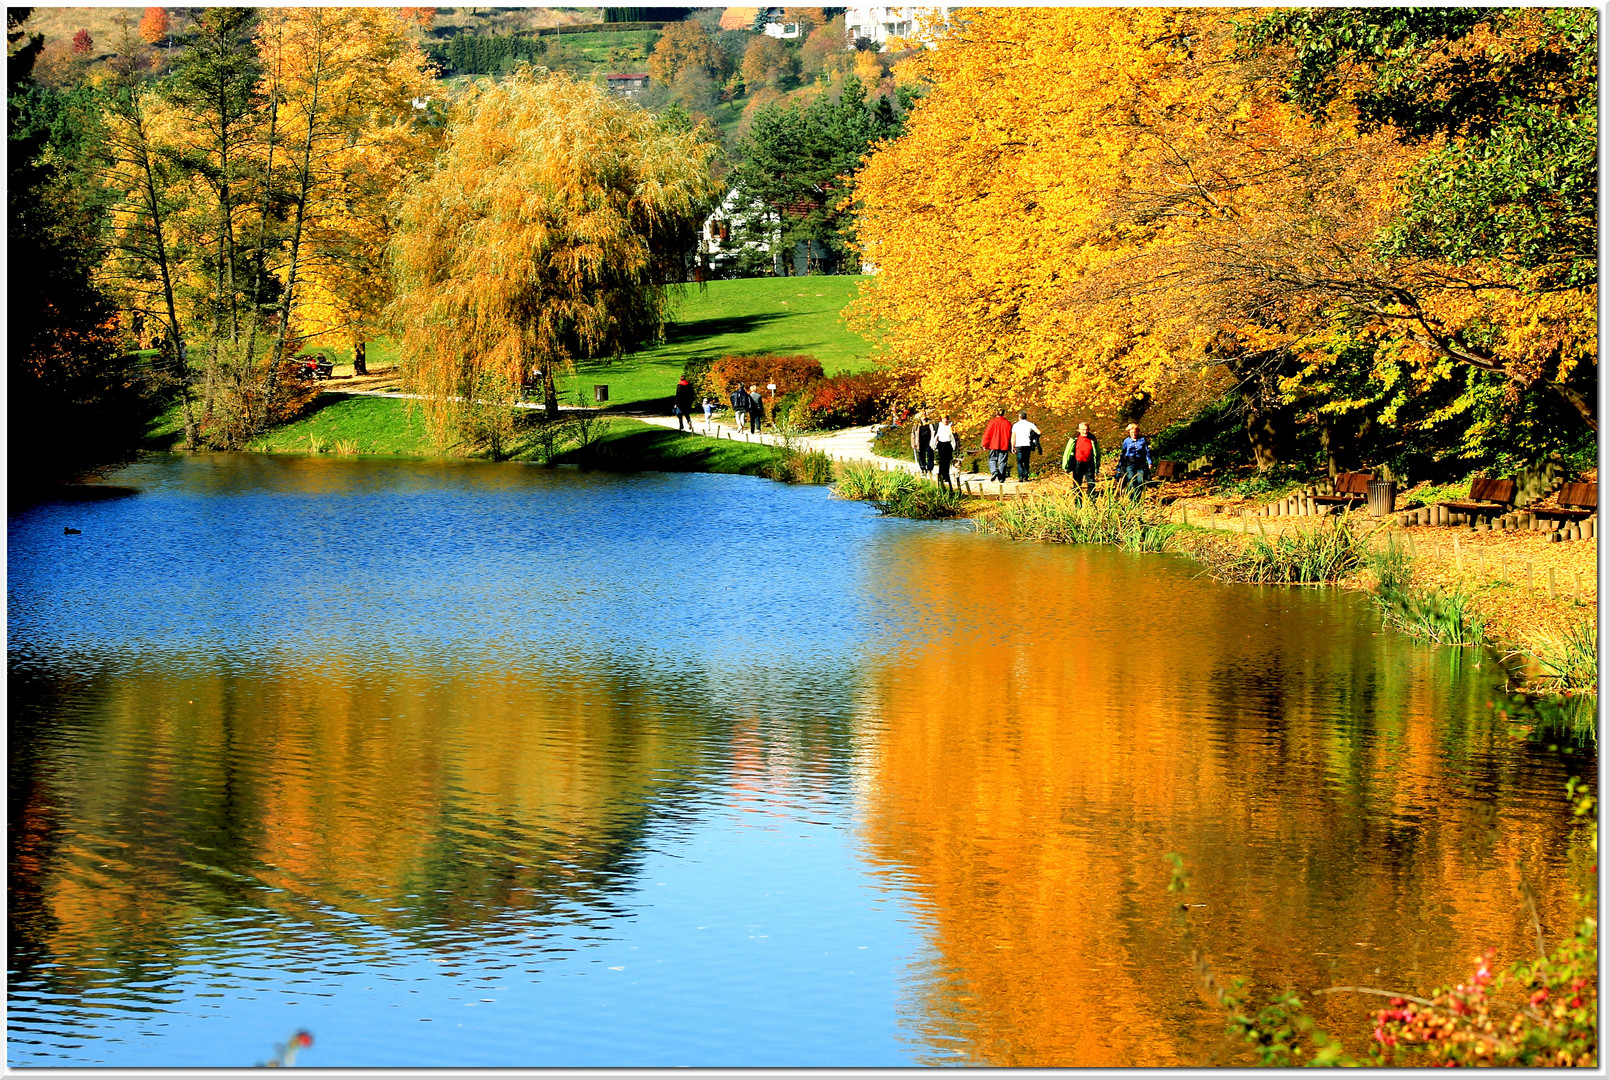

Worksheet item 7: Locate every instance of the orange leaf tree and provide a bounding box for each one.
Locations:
[389,71,720,437]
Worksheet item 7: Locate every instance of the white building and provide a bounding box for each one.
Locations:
[843,5,952,51]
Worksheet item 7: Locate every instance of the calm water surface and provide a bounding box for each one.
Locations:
[8,456,1593,1067]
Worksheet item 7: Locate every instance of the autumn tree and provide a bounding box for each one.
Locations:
[740,34,794,91]
[139,8,169,46]
[71,28,92,54]
[389,71,719,440]
[646,18,724,88]
[258,7,437,394]
[848,7,1596,468]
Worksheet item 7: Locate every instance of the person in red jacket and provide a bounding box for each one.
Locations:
[980,409,1013,483]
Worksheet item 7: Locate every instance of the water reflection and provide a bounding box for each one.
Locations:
[855,528,1590,1066]
[8,458,1592,1067]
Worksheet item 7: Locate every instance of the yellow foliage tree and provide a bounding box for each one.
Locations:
[647,18,723,88]
[850,7,1595,463]
[256,7,438,378]
[389,71,720,442]
[740,34,795,91]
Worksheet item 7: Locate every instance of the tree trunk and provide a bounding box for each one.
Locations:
[352,339,367,376]
[543,366,559,421]
[128,99,196,450]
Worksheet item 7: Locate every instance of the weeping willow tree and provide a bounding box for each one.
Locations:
[389,69,720,441]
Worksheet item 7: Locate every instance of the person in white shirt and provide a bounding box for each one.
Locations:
[932,415,957,492]
[1010,411,1041,482]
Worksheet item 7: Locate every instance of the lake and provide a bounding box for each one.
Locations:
[7,456,1593,1067]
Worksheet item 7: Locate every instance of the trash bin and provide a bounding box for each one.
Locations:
[593,384,609,403]
[1367,479,1398,518]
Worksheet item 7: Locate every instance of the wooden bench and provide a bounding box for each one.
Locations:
[1154,460,1184,481]
[1437,476,1516,523]
[1535,481,1597,526]
[293,357,334,380]
[1313,470,1373,507]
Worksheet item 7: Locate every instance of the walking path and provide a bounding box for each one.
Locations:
[631,413,1024,492]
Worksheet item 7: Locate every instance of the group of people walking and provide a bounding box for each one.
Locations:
[671,378,766,434]
[908,411,961,491]
[911,409,1154,496]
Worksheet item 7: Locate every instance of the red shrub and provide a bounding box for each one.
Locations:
[800,370,904,428]
[701,354,824,401]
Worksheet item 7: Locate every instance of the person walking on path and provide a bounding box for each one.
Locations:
[981,409,1013,483]
[933,414,958,492]
[747,386,764,434]
[1061,421,1102,493]
[1118,422,1152,498]
[702,397,715,425]
[910,411,934,475]
[673,376,695,431]
[1011,410,1041,482]
[730,384,747,432]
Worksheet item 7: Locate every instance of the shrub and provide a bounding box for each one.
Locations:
[978,486,1177,551]
[700,354,824,402]
[797,370,902,429]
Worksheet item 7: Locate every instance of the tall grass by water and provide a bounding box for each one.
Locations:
[833,461,963,518]
[1365,537,1487,646]
[976,486,1177,551]
[1202,515,1366,584]
[1517,616,1597,694]
[761,435,834,485]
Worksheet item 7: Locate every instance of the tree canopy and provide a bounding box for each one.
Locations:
[848,7,1596,468]
[389,70,720,436]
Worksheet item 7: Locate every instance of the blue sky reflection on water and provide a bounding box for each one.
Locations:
[7,456,1589,1068]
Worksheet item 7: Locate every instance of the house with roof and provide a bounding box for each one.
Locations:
[605,72,649,97]
[843,5,952,50]
[720,6,802,39]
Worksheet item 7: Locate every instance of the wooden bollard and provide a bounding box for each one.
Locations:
[1573,570,1584,602]
[1241,509,1248,534]
[1453,534,1462,570]
[1526,563,1536,595]
[1181,505,1189,526]
[1547,566,1558,600]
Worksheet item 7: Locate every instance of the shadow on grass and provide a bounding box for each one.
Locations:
[662,311,789,344]
[549,426,774,475]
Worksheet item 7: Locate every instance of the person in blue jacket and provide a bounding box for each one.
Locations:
[1117,422,1153,498]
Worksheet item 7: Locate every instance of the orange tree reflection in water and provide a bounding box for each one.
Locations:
[852,527,1590,1067]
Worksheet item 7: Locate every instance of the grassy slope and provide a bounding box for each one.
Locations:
[245,395,435,456]
[147,274,878,459]
[558,275,877,409]
[547,418,778,474]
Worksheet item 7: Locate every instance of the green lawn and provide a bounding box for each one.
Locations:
[558,275,879,410]
[548,417,779,474]
[245,394,435,456]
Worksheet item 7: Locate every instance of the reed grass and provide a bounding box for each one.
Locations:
[761,438,834,485]
[1203,515,1365,583]
[832,461,963,518]
[976,486,1177,552]
[1364,536,1487,646]
[1517,617,1598,693]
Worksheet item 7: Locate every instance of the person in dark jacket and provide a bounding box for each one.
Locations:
[909,410,934,475]
[673,377,695,431]
[1061,421,1102,493]
[730,384,747,432]
[1117,422,1153,498]
[747,385,763,433]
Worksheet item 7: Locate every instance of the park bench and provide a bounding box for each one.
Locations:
[1436,476,1516,524]
[1312,470,1374,508]
[1532,482,1597,527]
[294,357,334,381]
